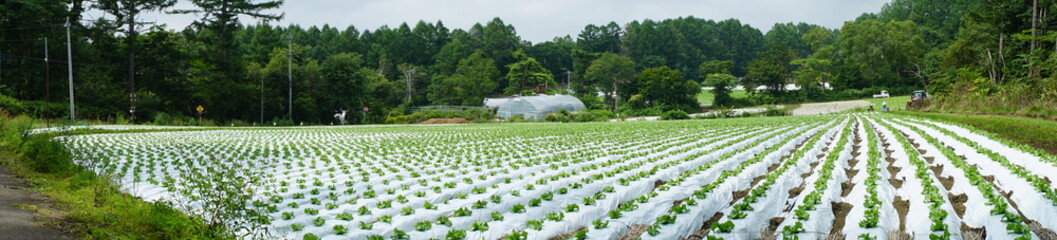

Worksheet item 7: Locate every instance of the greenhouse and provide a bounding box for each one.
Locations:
[496,95,586,120]
[483,97,511,108]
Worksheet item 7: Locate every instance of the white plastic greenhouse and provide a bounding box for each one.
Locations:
[496,95,587,120]
[483,98,511,108]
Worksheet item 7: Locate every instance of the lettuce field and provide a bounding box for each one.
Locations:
[56,114,1057,240]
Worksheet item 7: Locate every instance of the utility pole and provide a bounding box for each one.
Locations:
[613,81,618,112]
[1031,0,1038,52]
[128,25,137,124]
[260,75,264,124]
[284,35,292,122]
[565,70,571,88]
[405,69,415,105]
[44,37,50,127]
[66,17,75,121]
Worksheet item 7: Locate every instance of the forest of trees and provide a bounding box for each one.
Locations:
[0,0,1054,124]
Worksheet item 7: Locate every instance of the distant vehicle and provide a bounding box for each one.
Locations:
[907,90,929,108]
[872,90,890,98]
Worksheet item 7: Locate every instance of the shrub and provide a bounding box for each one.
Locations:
[761,107,790,117]
[660,110,690,120]
[619,106,665,117]
[589,110,615,119]
[544,112,568,122]
[0,94,25,115]
[20,137,75,174]
[577,94,607,110]
[545,109,612,123]
[21,101,69,120]
[384,109,496,124]
[0,115,34,148]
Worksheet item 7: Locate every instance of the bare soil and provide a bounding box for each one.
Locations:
[684,212,725,240]
[886,166,901,179]
[760,217,784,240]
[824,233,846,240]
[888,178,903,188]
[939,175,954,190]
[549,226,586,240]
[961,223,985,240]
[731,189,750,205]
[887,230,912,240]
[1029,221,1057,240]
[893,197,909,231]
[787,185,805,199]
[949,193,968,217]
[845,168,859,180]
[617,224,650,240]
[654,179,667,189]
[841,182,855,197]
[930,165,944,177]
[830,202,853,235]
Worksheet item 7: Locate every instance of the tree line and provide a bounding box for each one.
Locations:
[0,0,1053,124]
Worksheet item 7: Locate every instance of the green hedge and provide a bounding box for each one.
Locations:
[385,109,495,124]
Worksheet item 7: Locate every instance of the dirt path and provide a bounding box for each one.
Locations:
[791,100,871,115]
[0,167,67,240]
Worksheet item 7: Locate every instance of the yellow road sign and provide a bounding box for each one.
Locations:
[196,105,204,113]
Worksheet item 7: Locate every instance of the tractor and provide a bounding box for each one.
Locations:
[906,90,929,108]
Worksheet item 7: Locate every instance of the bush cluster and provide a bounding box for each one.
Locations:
[385,109,495,124]
[660,110,690,120]
[543,110,615,122]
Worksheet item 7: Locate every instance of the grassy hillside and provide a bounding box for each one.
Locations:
[895,111,1057,155]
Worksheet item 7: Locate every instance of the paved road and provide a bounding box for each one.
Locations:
[0,167,66,240]
[791,100,871,115]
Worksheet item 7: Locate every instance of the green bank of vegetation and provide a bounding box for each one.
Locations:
[3,0,1052,125]
[895,111,1057,155]
[0,115,229,239]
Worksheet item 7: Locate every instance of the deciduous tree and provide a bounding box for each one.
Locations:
[504,50,554,95]
[584,53,636,110]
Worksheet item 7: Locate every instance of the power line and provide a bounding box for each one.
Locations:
[0,23,64,31]
[0,38,48,42]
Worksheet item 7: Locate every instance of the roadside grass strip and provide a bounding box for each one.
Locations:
[890,118,1037,239]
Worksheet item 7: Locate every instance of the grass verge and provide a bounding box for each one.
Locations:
[0,116,230,239]
[861,96,911,111]
[697,89,749,105]
[894,111,1057,155]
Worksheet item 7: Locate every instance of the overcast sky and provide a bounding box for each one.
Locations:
[85,0,892,43]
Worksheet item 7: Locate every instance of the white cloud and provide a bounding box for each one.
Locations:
[97,0,892,43]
